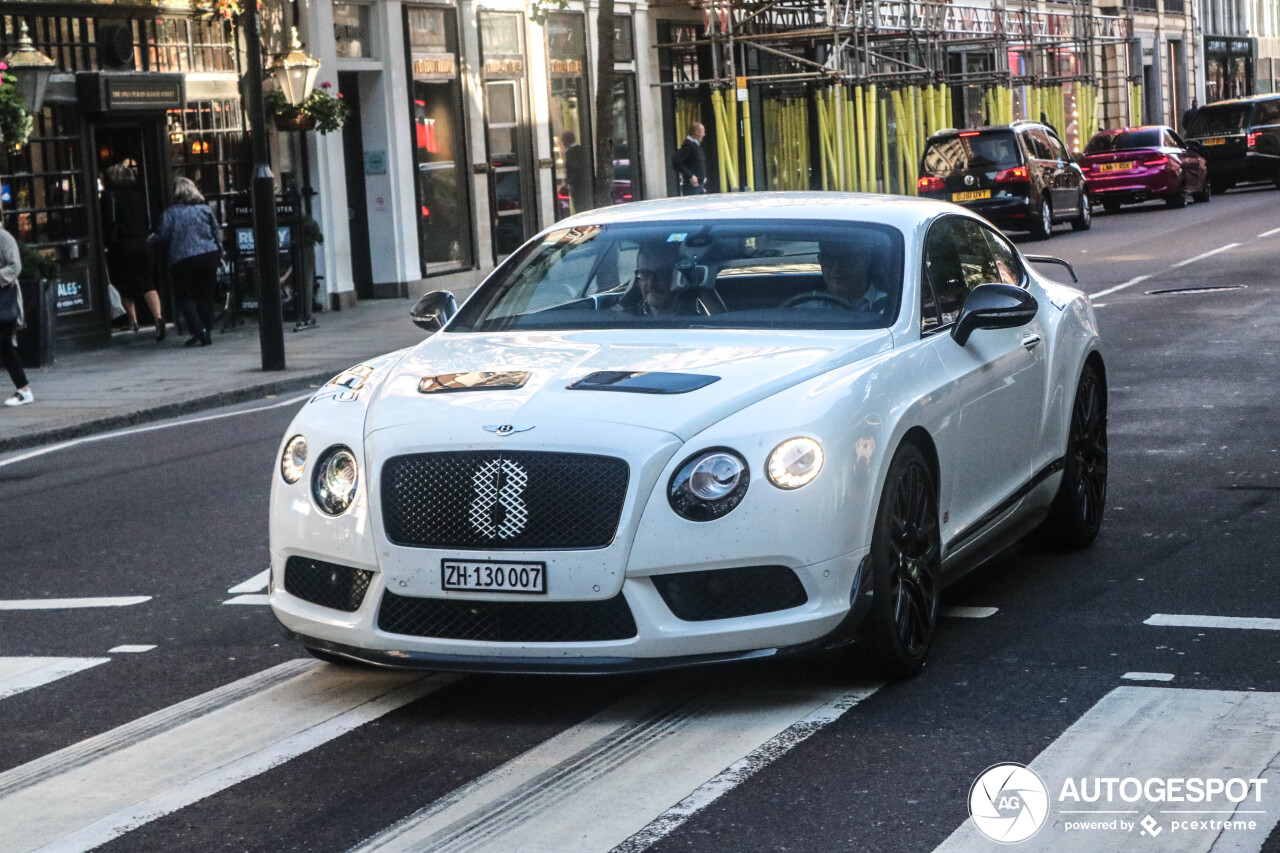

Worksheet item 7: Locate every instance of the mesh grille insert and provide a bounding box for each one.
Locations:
[381,452,629,549]
[652,565,808,621]
[284,557,374,612]
[377,591,637,642]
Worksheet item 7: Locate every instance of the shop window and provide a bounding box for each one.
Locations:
[0,106,89,265]
[334,4,373,59]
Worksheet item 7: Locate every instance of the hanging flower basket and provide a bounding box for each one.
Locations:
[265,84,349,135]
[0,63,35,149]
[274,108,317,132]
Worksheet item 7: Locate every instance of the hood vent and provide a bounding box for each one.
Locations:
[567,371,720,395]
[418,371,531,394]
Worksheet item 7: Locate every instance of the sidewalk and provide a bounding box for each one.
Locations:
[0,288,475,452]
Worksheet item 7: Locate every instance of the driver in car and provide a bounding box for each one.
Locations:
[789,237,891,313]
[617,242,698,316]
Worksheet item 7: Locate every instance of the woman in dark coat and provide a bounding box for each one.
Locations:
[152,177,224,347]
[102,162,165,340]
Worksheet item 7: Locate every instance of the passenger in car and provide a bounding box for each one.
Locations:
[615,242,703,316]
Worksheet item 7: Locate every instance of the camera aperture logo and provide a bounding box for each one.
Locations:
[969,763,1050,844]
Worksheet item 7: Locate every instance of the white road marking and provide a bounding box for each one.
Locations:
[0,392,312,471]
[107,646,156,654]
[932,687,1280,852]
[1121,672,1174,682]
[0,660,459,853]
[1257,226,1280,238]
[222,594,270,606]
[1090,275,1149,299]
[1145,613,1280,631]
[1169,242,1239,268]
[0,597,150,610]
[349,679,879,853]
[0,658,110,701]
[227,570,269,594]
[943,606,999,619]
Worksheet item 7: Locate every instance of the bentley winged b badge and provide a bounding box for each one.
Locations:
[483,424,535,437]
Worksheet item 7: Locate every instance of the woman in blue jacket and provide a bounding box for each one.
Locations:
[152,177,223,346]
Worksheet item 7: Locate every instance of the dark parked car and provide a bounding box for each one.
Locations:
[918,121,1090,239]
[1082,126,1209,212]
[1184,95,1280,193]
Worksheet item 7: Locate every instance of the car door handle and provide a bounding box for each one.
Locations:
[1021,333,1042,350]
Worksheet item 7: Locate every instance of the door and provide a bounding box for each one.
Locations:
[484,79,536,261]
[339,72,374,299]
[919,216,1046,545]
[93,121,167,323]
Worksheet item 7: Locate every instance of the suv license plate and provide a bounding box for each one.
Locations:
[1203,137,1226,146]
[442,560,546,594]
[952,189,991,202]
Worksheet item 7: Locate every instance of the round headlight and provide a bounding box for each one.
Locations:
[767,437,824,489]
[280,435,308,484]
[312,446,359,515]
[669,449,749,521]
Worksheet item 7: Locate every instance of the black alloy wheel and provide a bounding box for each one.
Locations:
[1072,192,1092,231]
[1031,362,1108,550]
[1166,179,1189,209]
[1030,198,1053,240]
[856,443,941,679]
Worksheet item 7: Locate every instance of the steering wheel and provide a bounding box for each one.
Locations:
[781,291,857,310]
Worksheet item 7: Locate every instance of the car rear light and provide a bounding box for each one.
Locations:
[994,166,1029,184]
[959,131,981,138]
[1143,155,1169,167]
[917,176,946,192]
[1248,132,1261,148]
[1080,162,1093,172]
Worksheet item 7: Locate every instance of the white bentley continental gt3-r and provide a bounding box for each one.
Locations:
[269,193,1106,679]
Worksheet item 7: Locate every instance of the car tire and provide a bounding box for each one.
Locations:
[854,442,941,680]
[1102,200,1122,214]
[1193,181,1211,203]
[1030,362,1107,551]
[1165,181,1189,209]
[1029,198,1053,240]
[1211,179,1232,195]
[1071,192,1092,231]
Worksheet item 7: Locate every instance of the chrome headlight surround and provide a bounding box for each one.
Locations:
[668,448,749,522]
[766,437,824,490]
[312,445,359,516]
[280,434,308,484]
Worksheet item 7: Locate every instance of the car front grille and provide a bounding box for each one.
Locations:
[284,557,374,612]
[652,565,808,621]
[376,591,638,642]
[381,451,629,549]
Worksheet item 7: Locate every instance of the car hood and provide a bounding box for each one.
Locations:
[364,328,893,441]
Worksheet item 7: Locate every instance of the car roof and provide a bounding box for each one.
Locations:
[553,192,958,232]
[1091,125,1169,136]
[1201,95,1280,108]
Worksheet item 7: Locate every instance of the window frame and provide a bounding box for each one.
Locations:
[919,214,1024,336]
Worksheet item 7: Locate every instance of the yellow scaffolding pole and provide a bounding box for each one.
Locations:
[866,85,878,193]
[742,93,755,191]
[880,95,891,194]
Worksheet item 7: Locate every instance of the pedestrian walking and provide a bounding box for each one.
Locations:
[1183,98,1200,133]
[0,218,33,407]
[671,122,708,195]
[152,178,223,347]
[102,162,166,341]
[560,131,591,215]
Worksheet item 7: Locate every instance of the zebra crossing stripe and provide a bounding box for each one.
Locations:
[348,678,879,853]
[0,661,459,853]
[931,687,1280,853]
[0,658,111,702]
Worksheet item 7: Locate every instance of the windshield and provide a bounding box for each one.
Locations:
[922,132,1020,174]
[1086,129,1164,153]
[449,220,905,333]
[1188,106,1250,136]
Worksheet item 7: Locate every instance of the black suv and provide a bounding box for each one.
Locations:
[917,121,1090,239]
[1184,95,1280,193]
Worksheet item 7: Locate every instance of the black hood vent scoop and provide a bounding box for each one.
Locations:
[418,371,531,394]
[567,371,720,395]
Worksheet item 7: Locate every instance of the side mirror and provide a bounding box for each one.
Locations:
[410,290,457,333]
[951,283,1038,347]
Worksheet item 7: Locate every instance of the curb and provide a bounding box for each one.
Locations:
[0,371,337,454]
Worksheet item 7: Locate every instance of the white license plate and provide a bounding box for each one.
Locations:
[442,560,546,594]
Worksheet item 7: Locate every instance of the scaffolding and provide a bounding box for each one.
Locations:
[656,0,1137,195]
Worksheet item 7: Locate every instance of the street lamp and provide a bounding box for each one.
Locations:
[2,21,57,114]
[272,28,319,107]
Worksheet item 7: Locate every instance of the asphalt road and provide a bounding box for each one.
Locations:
[1,188,1278,853]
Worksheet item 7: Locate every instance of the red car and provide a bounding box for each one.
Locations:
[1081,126,1209,212]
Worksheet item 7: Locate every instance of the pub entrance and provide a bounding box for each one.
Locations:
[92,119,171,330]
